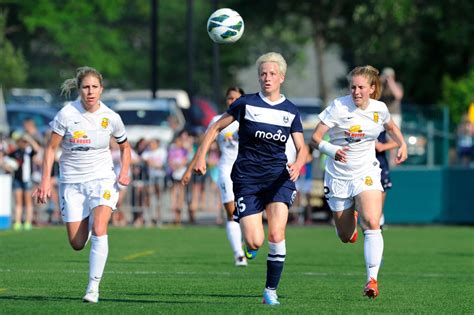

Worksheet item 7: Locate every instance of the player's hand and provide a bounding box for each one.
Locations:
[395,144,408,164]
[287,162,301,182]
[32,183,51,204]
[118,173,130,186]
[335,146,349,163]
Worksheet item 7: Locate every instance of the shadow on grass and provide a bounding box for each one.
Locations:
[126,292,261,298]
[0,295,220,304]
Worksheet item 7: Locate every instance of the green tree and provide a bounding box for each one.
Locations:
[0,10,27,88]
[442,69,474,125]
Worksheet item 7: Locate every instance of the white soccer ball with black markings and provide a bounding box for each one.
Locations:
[207,8,244,44]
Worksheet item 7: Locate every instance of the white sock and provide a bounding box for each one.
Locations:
[226,221,244,257]
[88,235,108,292]
[364,229,384,281]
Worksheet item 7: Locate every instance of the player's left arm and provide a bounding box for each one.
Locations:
[287,132,307,182]
[117,140,131,186]
[384,119,408,164]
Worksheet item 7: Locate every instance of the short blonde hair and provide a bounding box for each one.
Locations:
[61,66,103,98]
[256,52,287,76]
[348,65,381,100]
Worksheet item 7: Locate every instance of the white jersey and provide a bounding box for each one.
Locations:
[50,100,127,183]
[319,95,390,180]
[208,114,239,173]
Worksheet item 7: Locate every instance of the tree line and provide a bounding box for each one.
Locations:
[1,0,473,125]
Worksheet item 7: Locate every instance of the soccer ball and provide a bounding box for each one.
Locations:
[207,8,244,44]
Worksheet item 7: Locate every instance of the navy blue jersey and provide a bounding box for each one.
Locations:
[226,92,303,184]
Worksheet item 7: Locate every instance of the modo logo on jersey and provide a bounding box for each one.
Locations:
[255,129,287,142]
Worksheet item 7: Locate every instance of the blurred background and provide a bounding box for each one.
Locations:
[0,0,473,229]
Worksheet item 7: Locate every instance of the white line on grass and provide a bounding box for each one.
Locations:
[0,269,470,279]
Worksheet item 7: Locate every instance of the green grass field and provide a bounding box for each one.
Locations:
[0,225,473,314]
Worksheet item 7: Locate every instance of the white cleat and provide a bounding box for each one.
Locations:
[262,289,280,305]
[234,256,248,267]
[83,290,99,303]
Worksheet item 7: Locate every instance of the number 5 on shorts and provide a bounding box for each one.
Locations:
[236,197,246,213]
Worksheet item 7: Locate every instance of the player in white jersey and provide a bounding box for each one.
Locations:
[187,53,307,305]
[182,87,247,267]
[310,65,407,299]
[33,67,131,303]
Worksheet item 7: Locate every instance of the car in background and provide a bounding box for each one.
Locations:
[6,88,54,107]
[112,98,185,146]
[183,97,218,134]
[6,104,57,135]
[100,89,190,146]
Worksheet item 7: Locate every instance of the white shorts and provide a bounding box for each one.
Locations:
[324,169,383,212]
[217,173,234,204]
[59,178,119,222]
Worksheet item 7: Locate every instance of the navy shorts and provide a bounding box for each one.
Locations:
[232,179,297,222]
[380,166,392,190]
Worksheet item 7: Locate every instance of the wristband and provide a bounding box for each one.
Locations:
[318,140,341,159]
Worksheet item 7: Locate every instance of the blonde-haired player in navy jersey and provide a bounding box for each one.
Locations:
[33,67,131,303]
[182,86,247,267]
[310,65,407,299]
[189,52,307,305]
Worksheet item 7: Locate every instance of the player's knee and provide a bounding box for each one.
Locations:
[69,239,86,251]
[247,239,263,250]
[268,231,285,243]
[337,231,352,243]
[92,226,108,237]
[364,218,380,230]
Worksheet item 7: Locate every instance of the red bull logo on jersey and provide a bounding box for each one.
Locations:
[69,130,91,144]
[373,112,379,123]
[101,118,109,129]
[255,129,287,142]
[344,125,365,143]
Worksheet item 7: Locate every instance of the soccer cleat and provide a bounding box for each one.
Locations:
[23,222,32,231]
[83,290,99,303]
[244,247,258,260]
[235,256,248,267]
[363,277,379,299]
[13,222,22,231]
[262,289,280,305]
[349,211,359,243]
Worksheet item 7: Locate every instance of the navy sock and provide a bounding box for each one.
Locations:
[265,240,286,290]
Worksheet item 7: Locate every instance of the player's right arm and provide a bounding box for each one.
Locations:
[193,113,235,176]
[310,121,349,163]
[32,132,63,204]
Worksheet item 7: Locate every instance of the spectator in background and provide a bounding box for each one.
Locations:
[380,67,404,167]
[380,67,404,128]
[142,138,168,226]
[9,132,41,231]
[130,138,150,227]
[23,117,44,146]
[0,135,18,174]
[456,114,473,166]
[167,131,189,224]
